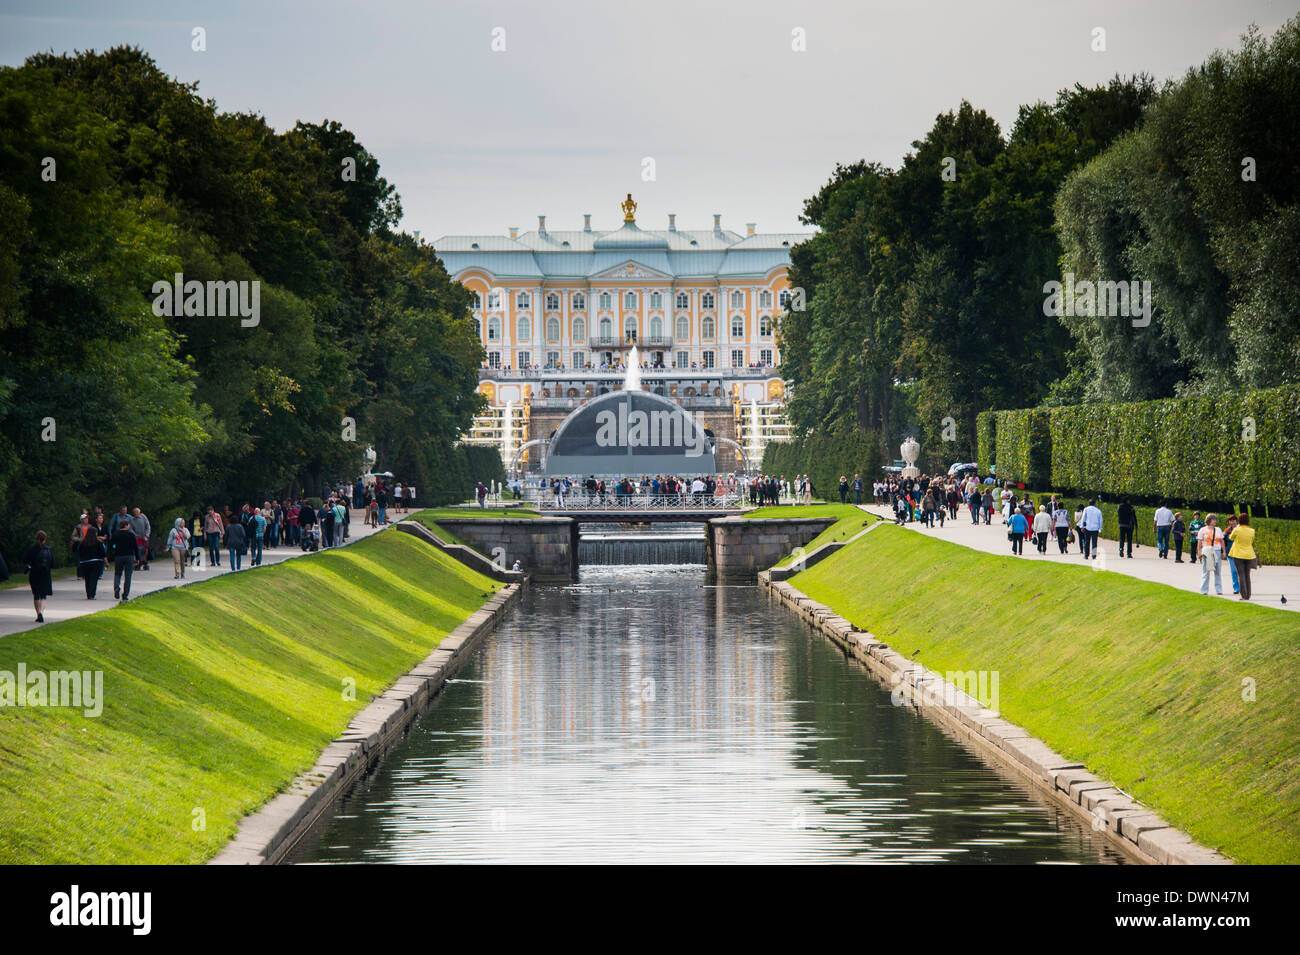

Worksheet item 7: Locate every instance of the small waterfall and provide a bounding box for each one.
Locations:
[578,522,705,565]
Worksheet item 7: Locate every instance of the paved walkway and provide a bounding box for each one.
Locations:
[858,504,1299,613]
[1,510,394,638]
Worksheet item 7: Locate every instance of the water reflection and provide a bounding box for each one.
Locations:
[298,566,1123,864]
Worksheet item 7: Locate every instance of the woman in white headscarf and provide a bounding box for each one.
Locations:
[166,518,190,579]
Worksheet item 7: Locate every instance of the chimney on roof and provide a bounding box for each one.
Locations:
[668,213,677,232]
[713,214,722,235]
[583,214,591,232]
[747,222,756,236]
[509,226,518,239]
[538,215,546,233]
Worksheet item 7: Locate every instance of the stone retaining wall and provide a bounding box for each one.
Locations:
[436,517,578,583]
[396,520,527,583]
[210,581,524,865]
[706,516,837,581]
[759,571,1230,866]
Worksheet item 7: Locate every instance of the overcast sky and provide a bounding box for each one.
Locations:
[1,0,1291,239]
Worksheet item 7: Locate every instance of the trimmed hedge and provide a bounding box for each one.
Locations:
[993,409,1051,486]
[982,385,1300,507]
[761,432,883,501]
[976,411,996,475]
[427,444,505,505]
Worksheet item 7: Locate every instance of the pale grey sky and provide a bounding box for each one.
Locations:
[1,0,1290,238]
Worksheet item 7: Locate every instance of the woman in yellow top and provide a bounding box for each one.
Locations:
[1229,513,1257,601]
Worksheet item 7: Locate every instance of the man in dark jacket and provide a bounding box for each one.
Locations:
[1117,497,1136,558]
[110,519,138,600]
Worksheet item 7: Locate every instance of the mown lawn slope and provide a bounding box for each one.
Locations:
[0,530,496,863]
[791,524,1300,864]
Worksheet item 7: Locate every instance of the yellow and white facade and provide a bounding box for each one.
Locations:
[436,198,803,472]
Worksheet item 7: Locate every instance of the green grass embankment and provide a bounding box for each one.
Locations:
[745,504,877,567]
[790,523,1300,864]
[0,529,498,864]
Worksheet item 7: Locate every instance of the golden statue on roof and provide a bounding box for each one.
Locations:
[621,193,637,223]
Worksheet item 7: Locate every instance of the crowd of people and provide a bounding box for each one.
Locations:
[2,476,417,625]
[877,472,1264,601]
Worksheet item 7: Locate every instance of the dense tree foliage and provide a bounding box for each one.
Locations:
[781,77,1156,470]
[1055,19,1300,399]
[0,47,487,558]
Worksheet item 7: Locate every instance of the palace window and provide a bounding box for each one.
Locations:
[599,316,613,339]
[730,290,744,308]
[573,292,586,310]
[759,289,772,309]
[473,318,481,338]
[624,291,637,310]
[487,351,501,368]
[778,289,792,309]
[545,351,560,368]
[649,291,662,309]
[731,349,744,368]
[701,316,715,338]
[702,350,715,369]
[624,316,638,342]
[759,314,773,337]
[518,350,531,368]
[487,317,501,341]
[760,348,774,365]
[676,315,690,340]
[573,350,586,368]
[675,350,689,369]
[546,292,560,311]
[701,292,715,310]
[487,291,501,310]
[472,291,482,309]
[675,291,689,309]
[517,291,531,310]
[571,316,586,342]
[649,315,663,340]
[516,316,531,341]
[546,316,560,341]
[599,291,612,310]
[731,315,745,338]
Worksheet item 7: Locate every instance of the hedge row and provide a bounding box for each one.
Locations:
[1014,491,1300,566]
[983,385,1300,506]
[437,444,505,506]
[761,432,883,501]
[976,411,996,475]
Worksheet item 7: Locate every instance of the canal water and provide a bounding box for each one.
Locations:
[297,565,1123,864]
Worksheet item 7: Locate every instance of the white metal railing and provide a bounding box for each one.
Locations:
[531,492,747,510]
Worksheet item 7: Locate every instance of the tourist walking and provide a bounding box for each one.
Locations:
[1229,514,1257,601]
[1032,505,1051,553]
[1079,499,1103,560]
[77,527,107,598]
[838,476,848,504]
[981,489,994,525]
[204,505,224,567]
[225,520,248,571]
[1198,514,1224,595]
[1117,497,1136,558]
[131,507,152,570]
[1224,515,1241,594]
[1187,512,1203,564]
[332,499,347,546]
[166,518,189,579]
[109,519,136,600]
[22,531,54,622]
[1052,500,1071,553]
[1154,502,1174,558]
[249,508,267,565]
[1009,509,1028,555]
[852,474,863,505]
[1172,512,1187,563]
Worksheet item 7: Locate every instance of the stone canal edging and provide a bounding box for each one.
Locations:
[758,571,1230,866]
[209,580,525,865]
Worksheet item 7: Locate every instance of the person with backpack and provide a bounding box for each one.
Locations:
[77,524,108,598]
[23,530,54,622]
[109,519,137,601]
[331,499,347,546]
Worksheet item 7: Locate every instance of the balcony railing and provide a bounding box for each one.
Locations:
[479,365,780,379]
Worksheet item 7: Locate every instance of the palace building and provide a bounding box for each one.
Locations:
[436,196,805,473]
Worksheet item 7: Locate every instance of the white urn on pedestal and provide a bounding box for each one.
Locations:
[900,436,921,479]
